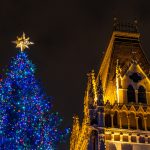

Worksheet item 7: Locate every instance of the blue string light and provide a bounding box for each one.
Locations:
[0,51,69,150]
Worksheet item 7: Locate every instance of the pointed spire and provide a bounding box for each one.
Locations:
[86,72,92,94]
[97,74,104,105]
[72,115,79,127]
[70,115,80,150]
[91,70,98,106]
[116,59,121,103]
[86,72,94,109]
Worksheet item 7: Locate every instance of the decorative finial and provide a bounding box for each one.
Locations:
[13,32,34,52]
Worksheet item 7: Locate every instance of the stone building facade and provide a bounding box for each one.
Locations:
[70,21,150,150]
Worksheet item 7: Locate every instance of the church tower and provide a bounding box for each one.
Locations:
[70,20,150,150]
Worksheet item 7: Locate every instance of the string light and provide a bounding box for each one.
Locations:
[0,47,69,149]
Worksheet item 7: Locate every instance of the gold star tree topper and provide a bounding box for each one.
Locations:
[13,32,34,52]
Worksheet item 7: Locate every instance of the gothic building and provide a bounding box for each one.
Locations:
[70,21,150,150]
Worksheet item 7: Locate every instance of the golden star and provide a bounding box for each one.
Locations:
[13,32,34,52]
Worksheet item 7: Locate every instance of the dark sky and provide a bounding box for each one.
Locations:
[0,0,150,149]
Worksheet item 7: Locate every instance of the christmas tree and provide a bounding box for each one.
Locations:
[0,33,69,150]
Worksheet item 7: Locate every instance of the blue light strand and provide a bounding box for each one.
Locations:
[0,52,69,150]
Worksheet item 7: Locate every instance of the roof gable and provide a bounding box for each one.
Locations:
[99,31,150,90]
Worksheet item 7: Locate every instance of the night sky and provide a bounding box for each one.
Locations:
[0,0,150,149]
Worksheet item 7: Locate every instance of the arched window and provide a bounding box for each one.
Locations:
[122,112,128,129]
[130,113,136,129]
[147,114,150,131]
[91,130,98,150]
[91,115,98,125]
[127,85,136,103]
[113,111,118,128]
[105,114,111,127]
[138,116,143,130]
[138,86,146,104]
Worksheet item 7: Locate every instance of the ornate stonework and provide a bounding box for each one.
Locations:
[70,21,150,150]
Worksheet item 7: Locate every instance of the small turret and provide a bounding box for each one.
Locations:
[70,115,80,150]
[97,74,104,106]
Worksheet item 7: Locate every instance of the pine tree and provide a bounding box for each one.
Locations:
[0,33,69,150]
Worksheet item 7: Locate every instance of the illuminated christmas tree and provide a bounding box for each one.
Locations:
[0,33,69,149]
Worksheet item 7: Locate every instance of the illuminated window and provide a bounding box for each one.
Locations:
[130,113,136,129]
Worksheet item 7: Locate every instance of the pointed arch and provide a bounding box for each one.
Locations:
[91,115,98,125]
[138,115,144,130]
[130,113,136,129]
[138,85,147,104]
[127,85,136,103]
[147,114,150,131]
[113,111,118,128]
[121,112,128,129]
[105,113,111,127]
[138,116,143,130]
[91,130,98,150]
